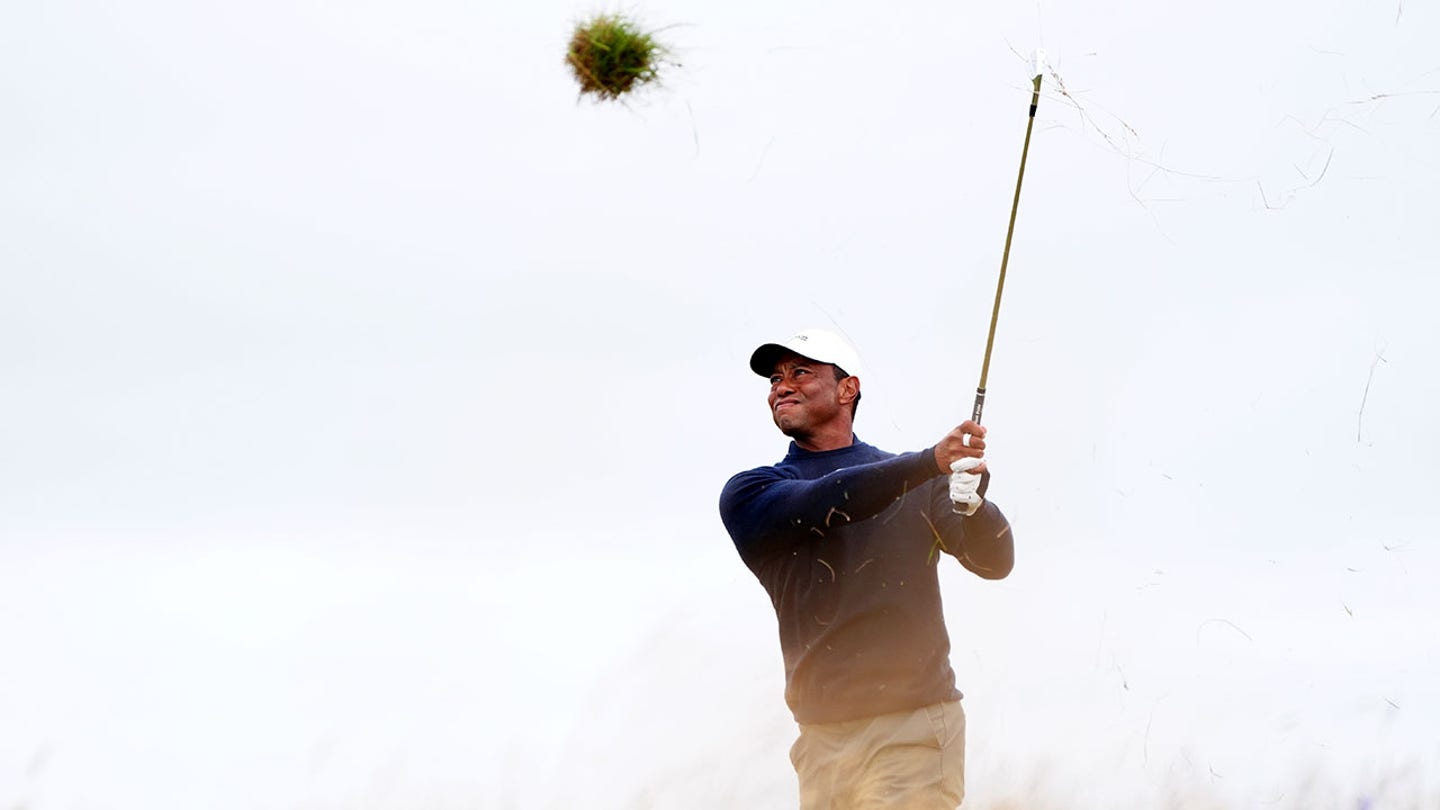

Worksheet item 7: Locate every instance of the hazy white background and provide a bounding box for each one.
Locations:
[2,0,1437,807]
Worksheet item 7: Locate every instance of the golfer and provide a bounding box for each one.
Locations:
[719,328,1015,809]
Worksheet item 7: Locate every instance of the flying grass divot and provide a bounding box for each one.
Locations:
[566,14,668,101]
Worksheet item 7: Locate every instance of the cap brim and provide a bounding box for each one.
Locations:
[749,343,795,377]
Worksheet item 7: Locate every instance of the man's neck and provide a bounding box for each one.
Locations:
[792,424,856,453]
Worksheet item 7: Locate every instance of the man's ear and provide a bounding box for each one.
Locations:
[839,376,860,404]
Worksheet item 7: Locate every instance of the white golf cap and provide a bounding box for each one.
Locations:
[749,328,864,378]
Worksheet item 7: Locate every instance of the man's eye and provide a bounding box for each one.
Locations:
[770,376,782,385]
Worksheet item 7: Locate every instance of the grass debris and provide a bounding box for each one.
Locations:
[566,14,667,101]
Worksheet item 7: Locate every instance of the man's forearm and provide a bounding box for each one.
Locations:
[720,449,943,552]
[955,502,1014,579]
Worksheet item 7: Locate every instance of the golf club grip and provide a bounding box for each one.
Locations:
[971,387,986,424]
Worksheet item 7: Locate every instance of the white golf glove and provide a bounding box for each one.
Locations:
[950,457,985,516]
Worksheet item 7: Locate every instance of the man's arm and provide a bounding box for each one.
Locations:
[927,477,1014,579]
[719,449,942,560]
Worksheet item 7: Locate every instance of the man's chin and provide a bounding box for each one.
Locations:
[774,418,807,439]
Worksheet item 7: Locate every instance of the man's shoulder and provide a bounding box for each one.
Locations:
[848,438,896,460]
[722,460,794,491]
[727,440,894,481]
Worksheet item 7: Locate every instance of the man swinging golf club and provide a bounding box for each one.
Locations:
[719,328,1015,809]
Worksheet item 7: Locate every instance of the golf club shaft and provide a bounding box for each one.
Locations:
[972,70,1044,425]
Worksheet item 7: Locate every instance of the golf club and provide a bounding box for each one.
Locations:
[973,50,1046,425]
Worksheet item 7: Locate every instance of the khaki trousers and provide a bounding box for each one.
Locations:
[789,700,966,810]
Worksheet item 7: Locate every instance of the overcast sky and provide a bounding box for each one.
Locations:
[2,0,1438,808]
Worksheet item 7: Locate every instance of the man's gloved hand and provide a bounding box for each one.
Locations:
[950,457,985,516]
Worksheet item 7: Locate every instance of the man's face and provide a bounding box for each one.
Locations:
[767,352,851,438]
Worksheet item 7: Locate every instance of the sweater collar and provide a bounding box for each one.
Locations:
[784,434,866,461]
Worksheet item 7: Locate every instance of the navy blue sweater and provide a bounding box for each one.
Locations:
[719,437,1014,724]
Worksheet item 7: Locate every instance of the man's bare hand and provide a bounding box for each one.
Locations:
[934,421,987,475]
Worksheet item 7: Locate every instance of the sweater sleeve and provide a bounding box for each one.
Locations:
[719,449,942,562]
[927,475,1015,579]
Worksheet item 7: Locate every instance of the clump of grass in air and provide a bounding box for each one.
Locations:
[566,13,667,101]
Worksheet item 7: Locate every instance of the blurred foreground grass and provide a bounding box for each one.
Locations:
[604,755,1439,810]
